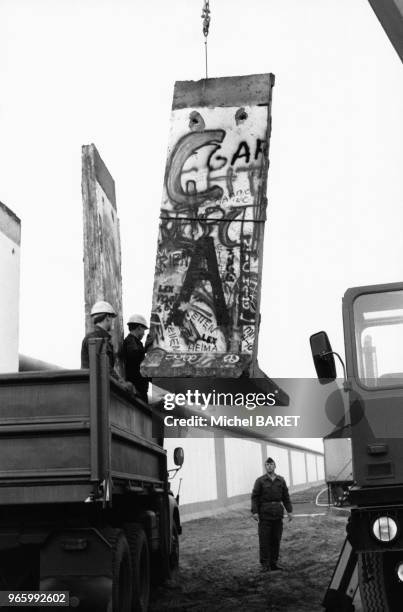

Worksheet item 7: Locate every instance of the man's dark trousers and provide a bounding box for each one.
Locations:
[258,518,283,567]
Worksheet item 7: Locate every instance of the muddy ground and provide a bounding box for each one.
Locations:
[150,487,359,612]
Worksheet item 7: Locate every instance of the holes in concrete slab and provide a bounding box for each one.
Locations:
[235,108,248,124]
[189,111,205,131]
[186,180,197,194]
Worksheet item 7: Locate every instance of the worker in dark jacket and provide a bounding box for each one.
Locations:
[251,457,293,571]
[81,300,117,371]
[81,300,132,391]
[122,314,152,402]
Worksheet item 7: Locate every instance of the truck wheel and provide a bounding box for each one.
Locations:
[358,551,403,612]
[169,523,179,577]
[125,524,150,612]
[0,547,39,590]
[111,531,132,612]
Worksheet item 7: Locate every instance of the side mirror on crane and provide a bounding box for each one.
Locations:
[310,331,337,384]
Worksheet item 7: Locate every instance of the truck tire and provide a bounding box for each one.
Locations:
[359,552,388,611]
[358,551,403,612]
[0,547,38,590]
[169,523,179,577]
[111,531,132,612]
[125,524,150,612]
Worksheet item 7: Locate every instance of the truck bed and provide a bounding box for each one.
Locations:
[0,369,166,505]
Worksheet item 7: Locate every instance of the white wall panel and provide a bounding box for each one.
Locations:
[306,453,318,482]
[266,444,290,485]
[164,436,217,505]
[165,434,323,516]
[291,450,307,485]
[225,437,262,497]
[316,455,325,480]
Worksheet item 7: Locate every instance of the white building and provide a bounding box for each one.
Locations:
[165,432,324,519]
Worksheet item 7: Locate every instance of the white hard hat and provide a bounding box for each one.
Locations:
[90,301,117,317]
[127,314,149,328]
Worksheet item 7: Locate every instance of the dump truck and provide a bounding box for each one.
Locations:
[0,339,183,611]
[310,281,403,612]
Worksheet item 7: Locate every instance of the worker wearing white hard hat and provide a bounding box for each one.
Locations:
[90,301,117,317]
[81,300,117,372]
[122,313,152,402]
[81,301,134,394]
[127,314,149,328]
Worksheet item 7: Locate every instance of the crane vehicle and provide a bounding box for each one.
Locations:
[311,282,403,611]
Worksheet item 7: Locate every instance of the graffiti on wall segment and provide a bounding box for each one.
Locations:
[142,77,274,378]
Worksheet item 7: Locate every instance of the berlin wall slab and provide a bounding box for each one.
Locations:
[81,144,124,374]
[0,202,21,373]
[142,74,275,378]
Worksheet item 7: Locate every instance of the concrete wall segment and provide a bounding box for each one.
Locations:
[224,436,262,497]
[165,435,217,505]
[172,74,275,109]
[166,434,323,518]
[0,201,21,246]
[307,453,318,482]
[291,449,307,486]
[143,74,275,378]
[81,144,124,373]
[0,203,20,373]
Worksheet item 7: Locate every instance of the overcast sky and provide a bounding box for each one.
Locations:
[1,0,402,394]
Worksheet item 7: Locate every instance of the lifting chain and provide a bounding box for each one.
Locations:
[201,0,211,78]
[201,0,211,37]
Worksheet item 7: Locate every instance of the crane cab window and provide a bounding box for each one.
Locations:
[353,290,403,388]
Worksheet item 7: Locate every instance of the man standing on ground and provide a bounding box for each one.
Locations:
[122,314,152,402]
[251,457,293,571]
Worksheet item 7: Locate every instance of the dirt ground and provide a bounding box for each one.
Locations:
[150,487,356,612]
